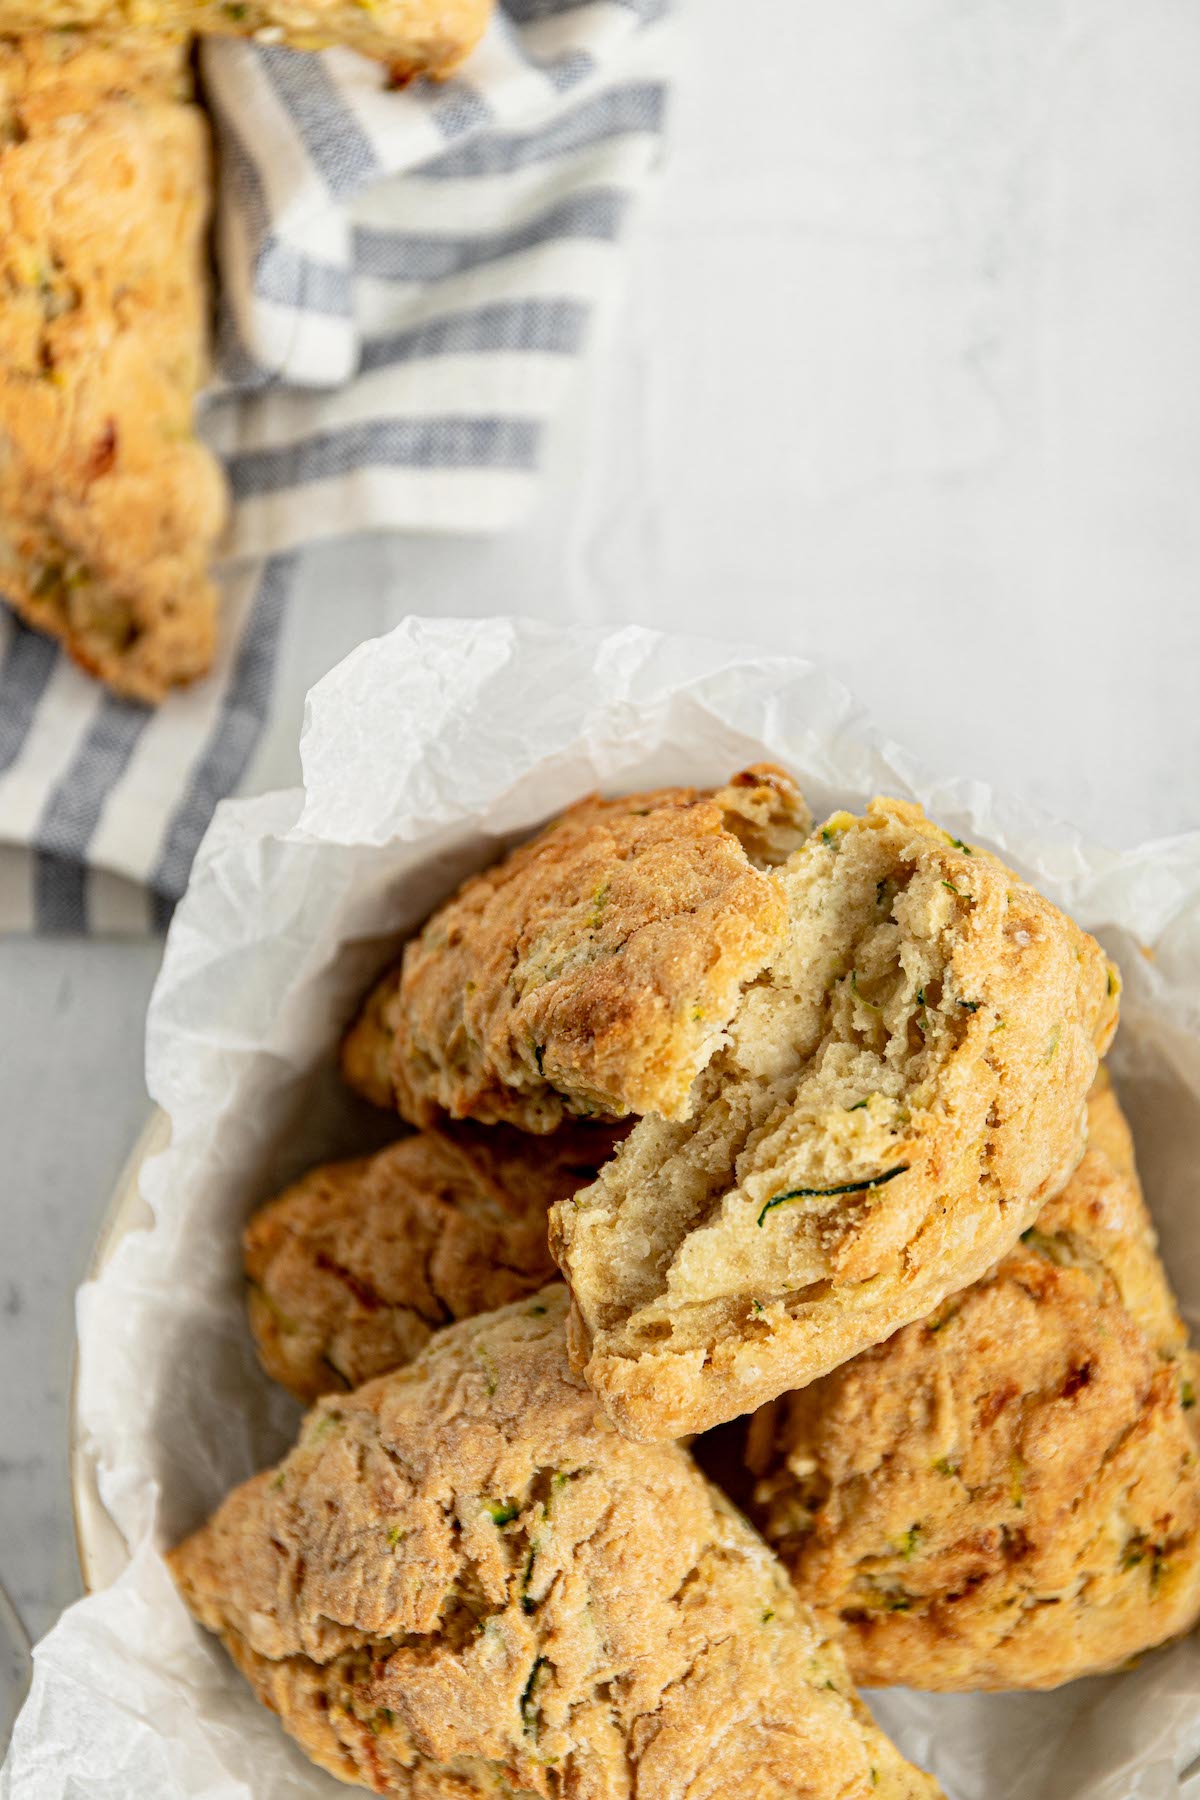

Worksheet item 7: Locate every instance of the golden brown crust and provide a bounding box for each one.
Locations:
[0,2,491,75]
[552,799,1120,1442]
[745,1080,1200,1691]
[245,1124,622,1404]
[341,766,812,1135]
[170,1289,940,1798]
[0,34,226,703]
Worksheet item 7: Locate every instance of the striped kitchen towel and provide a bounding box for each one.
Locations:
[0,0,669,933]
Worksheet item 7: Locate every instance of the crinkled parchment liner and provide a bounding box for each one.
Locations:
[7,617,1200,1799]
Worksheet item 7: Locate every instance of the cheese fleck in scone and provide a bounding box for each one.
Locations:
[341,766,812,1134]
[746,1076,1200,1691]
[0,34,226,703]
[245,1124,621,1403]
[0,1,490,77]
[170,1289,941,1798]
[551,799,1120,1442]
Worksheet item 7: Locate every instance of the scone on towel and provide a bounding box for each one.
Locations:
[170,1287,941,1799]
[245,1124,621,1403]
[0,34,227,702]
[745,1073,1200,1691]
[342,766,812,1133]
[550,798,1120,1442]
[0,0,490,78]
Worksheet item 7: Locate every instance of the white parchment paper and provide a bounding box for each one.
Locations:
[6,615,1200,1800]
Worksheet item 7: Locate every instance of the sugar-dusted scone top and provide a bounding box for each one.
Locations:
[0,0,491,78]
[746,1075,1200,1691]
[551,799,1120,1442]
[342,766,812,1135]
[0,34,227,702]
[245,1124,621,1404]
[170,1288,941,1799]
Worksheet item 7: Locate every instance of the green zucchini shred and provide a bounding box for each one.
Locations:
[757,1163,909,1227]
[520,1656,550,1732]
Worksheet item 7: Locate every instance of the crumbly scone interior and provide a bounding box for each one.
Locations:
[709,765,813,867]
[559,801,1105,1365]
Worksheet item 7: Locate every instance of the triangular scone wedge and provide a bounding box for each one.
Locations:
[170,1288,941,1799]
[341,765,811,1134]
[745,1075,1200,1691]
[245,1124,622,1403]
[550,799,1120,1442]
[0,34,226,702]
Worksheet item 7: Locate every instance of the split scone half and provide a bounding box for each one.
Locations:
[0,35,227,702]
[245,1124,622,1404]
[170,1288,941,1799]
[342,766,812,1134]
[0,1,491,79]
[745,1074,1200,1691]
[550,798,1120,1442]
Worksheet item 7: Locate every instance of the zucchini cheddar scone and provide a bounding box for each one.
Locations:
[551,799,1120,1441]
[746,1075,1200,1691]
[0,0,491,78]
[245,1125,621,1404]
[342,766,812,1134]
[0,34,226,702]
[170,1289,940,1798]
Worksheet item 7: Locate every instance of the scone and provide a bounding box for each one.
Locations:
[745,1074,1200,1691]
[342,766,812,1134]
[551,799,1120,1442]
[0,34,226,703]
[170,1288,940,1798]
[0,0,490,78]
[245,1124,621,1403]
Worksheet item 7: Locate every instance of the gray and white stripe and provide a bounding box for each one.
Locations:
[0,0,669,933]
[0,559,292,932]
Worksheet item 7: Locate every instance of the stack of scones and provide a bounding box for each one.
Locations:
[170,764,1200,1796]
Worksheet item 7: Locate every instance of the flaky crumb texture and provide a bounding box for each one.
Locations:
[552,798,1119,1441]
